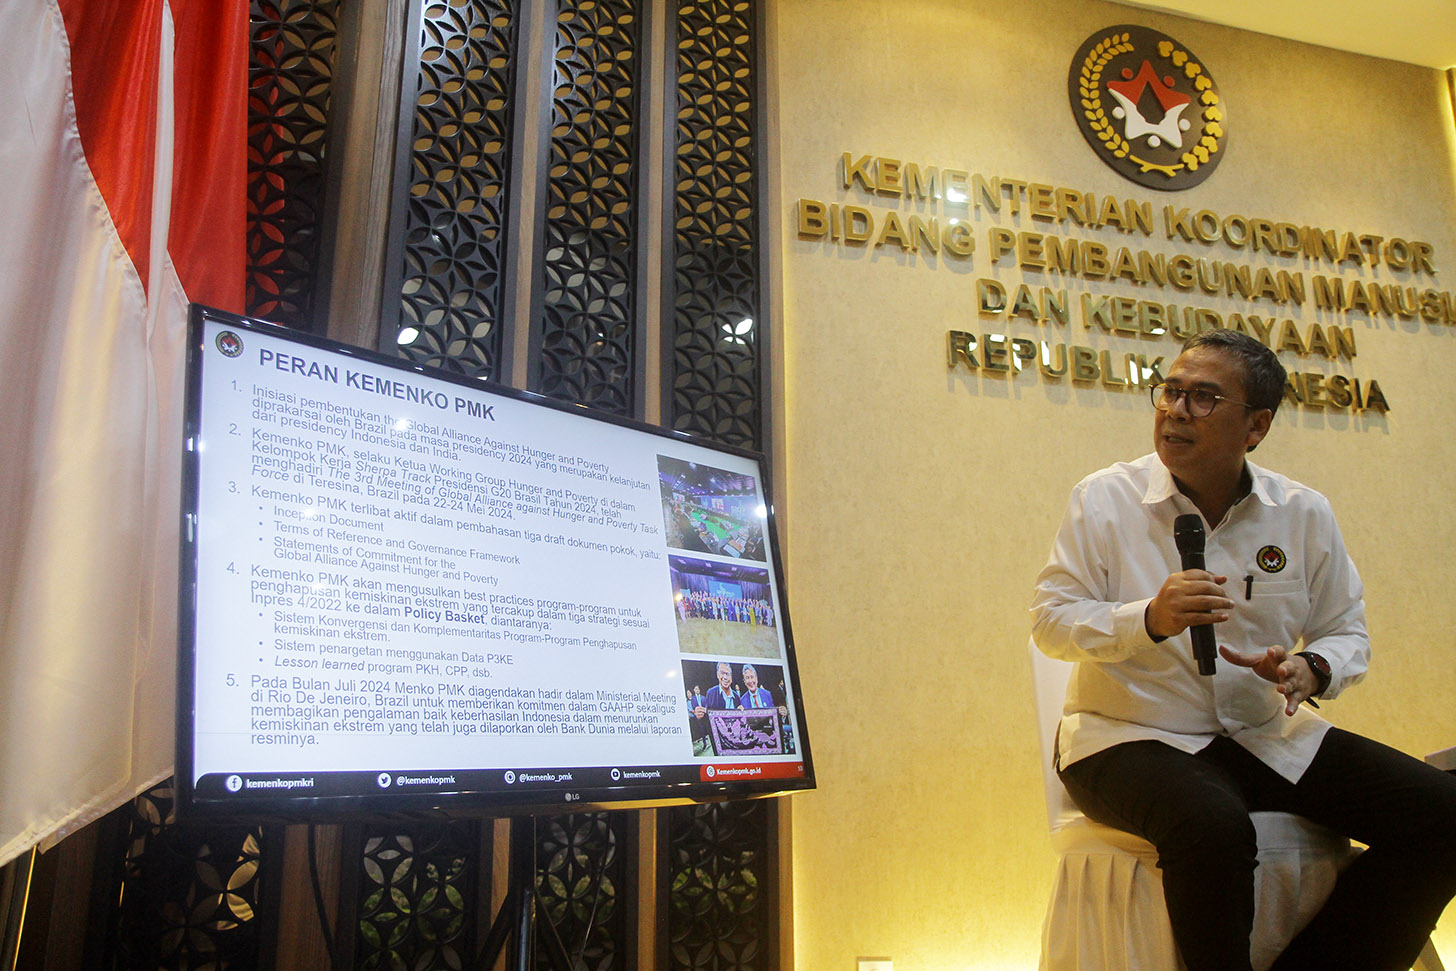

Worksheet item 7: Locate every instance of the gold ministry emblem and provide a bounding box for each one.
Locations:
[1069,25,1226,191]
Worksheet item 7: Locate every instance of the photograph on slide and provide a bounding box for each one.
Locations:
[681,659,796,759]
[656,455,766,561]
[667,554,779,657]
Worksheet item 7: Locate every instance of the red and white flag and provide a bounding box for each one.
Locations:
[0,0,246,864]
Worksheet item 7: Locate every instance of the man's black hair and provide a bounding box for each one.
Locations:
[1182,329,1286,415]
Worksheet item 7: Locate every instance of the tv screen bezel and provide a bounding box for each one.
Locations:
[175,305,814,821]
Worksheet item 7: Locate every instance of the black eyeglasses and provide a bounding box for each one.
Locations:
[1150,384,1251,418]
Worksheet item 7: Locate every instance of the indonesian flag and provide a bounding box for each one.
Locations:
[0,0,246,864]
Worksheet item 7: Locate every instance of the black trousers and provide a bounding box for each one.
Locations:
[1059,729,1456,971]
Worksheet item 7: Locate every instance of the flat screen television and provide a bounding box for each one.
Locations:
[176,306,813,819]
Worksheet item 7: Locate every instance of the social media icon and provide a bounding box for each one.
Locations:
[504,771,516,785]
[226,775,243,792]
[377,772,392,788]
[706,766,716,778]
[610,768,620,781]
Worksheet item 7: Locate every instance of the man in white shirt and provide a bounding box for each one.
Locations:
[1032,329,1456,971]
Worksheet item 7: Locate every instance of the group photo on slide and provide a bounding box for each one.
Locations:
[668,554,780,657]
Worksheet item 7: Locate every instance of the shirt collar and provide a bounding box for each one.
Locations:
[1143,456,1278,509]
[1244,459,1277,507]
[1144,459,1181,505]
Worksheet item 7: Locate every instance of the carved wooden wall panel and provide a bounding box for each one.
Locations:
[530,0,647,416]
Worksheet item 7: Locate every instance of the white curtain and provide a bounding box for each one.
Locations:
[0,0,244,865]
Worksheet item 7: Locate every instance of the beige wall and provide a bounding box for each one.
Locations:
[770,0,1456,966]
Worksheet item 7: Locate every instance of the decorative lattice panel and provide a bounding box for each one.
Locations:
[354,822,480,971]
[534,812,631,969]
[530,0,645,415]
[101,782,275,971]
[384,0,522,378]
[247,0,341,328]
[663,801,772,971]
[666,0,764,451]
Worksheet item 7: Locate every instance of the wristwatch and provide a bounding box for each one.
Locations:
[1300,651,1332,698]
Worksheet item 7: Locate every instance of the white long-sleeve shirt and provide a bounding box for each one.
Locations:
[1031,453,1369,783]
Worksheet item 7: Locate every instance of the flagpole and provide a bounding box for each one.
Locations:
[0,848,36,971]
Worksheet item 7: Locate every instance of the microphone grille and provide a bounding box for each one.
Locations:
[1173,513,1204,554]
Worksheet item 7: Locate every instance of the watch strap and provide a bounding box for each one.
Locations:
[1300,651,1332,698]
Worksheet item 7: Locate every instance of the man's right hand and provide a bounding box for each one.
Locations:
[1144,570,1233,639]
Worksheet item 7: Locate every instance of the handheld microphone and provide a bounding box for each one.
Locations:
[1173,514,1218,676]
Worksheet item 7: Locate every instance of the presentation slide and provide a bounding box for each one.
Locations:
[179,308,811,816]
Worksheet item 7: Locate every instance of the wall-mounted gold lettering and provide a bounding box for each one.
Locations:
[948,332,1164,388]
[797,198,974,258]
[1284,373,1389,412]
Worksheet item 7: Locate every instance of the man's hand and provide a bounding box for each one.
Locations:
[1144,570,1233,639]
[1218,644,1317,715]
